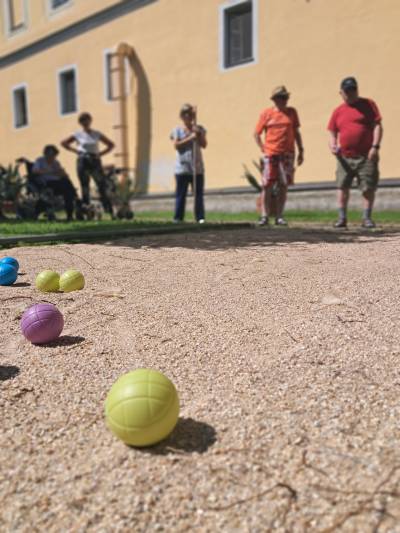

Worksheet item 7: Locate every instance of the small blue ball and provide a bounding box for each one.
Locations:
[0,256,19,271]
[0,264,18,286]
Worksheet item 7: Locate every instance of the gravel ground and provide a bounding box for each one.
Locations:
[1,226,400,532]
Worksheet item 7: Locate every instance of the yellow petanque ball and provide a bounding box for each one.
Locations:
[35,270,60,292]
[59,269,85,292]
[105,369,180,447]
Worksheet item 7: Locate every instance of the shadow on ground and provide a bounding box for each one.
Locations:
[40,335,86,348]
[0,365,20,382]
[102,225,400,252]
[140,417,217,455]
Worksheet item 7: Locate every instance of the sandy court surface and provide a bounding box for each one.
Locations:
[1,227,400,532]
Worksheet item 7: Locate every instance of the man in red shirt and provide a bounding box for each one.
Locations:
[254,86,304,226]
[328,77,383,228]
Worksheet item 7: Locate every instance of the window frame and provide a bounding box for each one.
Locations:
[3,0,29,37]
[103,49,114,103]
[219,0,258,72]
[103,48,131,103]
[57,64,79,117]
[11,82,29,130]
[47,0,73,17]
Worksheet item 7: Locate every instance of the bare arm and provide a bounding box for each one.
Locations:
[295,128,304,165]
[373,122,383,146]
[328,130,339,155]
[195,127,207,149]
[254,132,264,153]
[172,133,196,149]
[61,135,79,155]
[199,132,207,149]
[368,122,383,161]
[99,133,115,157]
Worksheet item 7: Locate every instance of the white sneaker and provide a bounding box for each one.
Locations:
[198,219,205,224]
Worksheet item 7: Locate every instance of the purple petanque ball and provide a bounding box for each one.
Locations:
[20,303,64,344]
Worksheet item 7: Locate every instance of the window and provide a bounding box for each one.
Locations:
[58,66,78,115]
[104,51,114,101]
[12,84,28,128]
[47,0,72,17]
[4,0,28,35]
[49,0,71,10]
[104,50,130,102]
[220,0,258,71]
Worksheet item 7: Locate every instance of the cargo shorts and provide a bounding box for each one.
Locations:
[336,155,379,192]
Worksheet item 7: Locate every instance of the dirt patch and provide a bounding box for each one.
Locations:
[1,227,400,531]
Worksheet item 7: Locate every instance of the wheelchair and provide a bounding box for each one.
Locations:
[14,158,63,220]
[15,158,80,221]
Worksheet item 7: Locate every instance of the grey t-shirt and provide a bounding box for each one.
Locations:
[170,125,206,175]
[32,157,62,182]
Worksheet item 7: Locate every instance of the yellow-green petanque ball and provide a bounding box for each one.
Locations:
[59,269,85,292]
[105,369,180,447]
[35,270,60,292]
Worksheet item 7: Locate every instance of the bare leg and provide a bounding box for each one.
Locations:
[337,188,350,210]
[362,189,375,210]
[335,188,350,227]
[277,185,288,219]
[276,158,289,222]
[361,189,376,227]
[261,186,272,217]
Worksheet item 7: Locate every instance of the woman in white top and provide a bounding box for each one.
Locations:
[61,112,115,216]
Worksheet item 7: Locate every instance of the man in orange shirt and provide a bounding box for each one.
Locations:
[254,86,304,225]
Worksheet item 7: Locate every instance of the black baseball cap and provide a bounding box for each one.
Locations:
[341,77,358,91]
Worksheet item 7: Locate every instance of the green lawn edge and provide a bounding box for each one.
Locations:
[2,209,400,238]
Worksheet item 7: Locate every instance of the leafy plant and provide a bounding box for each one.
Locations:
[242,161,262,192]
[0,164,25,214]
[242,160,282,196]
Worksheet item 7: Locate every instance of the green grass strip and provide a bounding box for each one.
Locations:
[1,209,400,238]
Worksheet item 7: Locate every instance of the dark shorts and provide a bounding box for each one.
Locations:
[336,156,379,192]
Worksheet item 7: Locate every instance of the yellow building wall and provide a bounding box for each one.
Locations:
[0,0,400,193]
[0,0,121,52]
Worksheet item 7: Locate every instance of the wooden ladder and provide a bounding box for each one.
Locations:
[109,51,129,179]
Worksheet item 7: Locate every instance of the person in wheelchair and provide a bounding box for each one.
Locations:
[32,145,77,221]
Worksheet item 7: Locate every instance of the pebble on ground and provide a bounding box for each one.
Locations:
[1,227,400,531]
